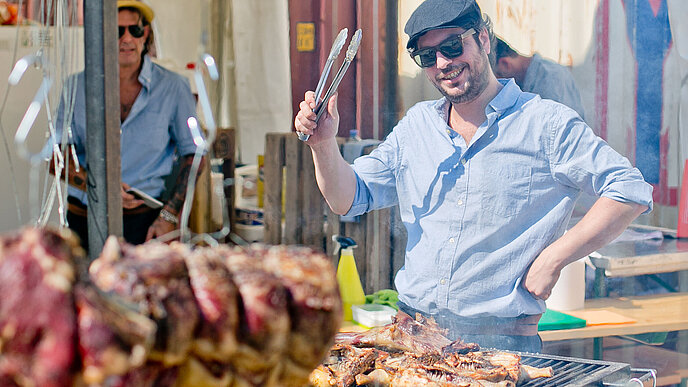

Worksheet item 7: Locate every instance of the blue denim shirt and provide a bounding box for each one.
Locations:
[347,79,652,319]
[54,55,199,205]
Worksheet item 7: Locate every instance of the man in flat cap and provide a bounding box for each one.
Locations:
[50,0,201,249]
[295,0,652,352]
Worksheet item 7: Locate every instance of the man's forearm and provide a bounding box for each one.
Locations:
[310,139,357,215]
[164,154,204,214]
[542,197,647,270]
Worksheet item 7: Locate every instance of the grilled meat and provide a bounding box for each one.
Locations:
[0,227,344,386]
[184,246,239,362]
[74,282,156,384]
[260,244,343,385]
[90,238,200,366]
[312,311,553,387]
[335,311,452,355]
[0,227,82,387]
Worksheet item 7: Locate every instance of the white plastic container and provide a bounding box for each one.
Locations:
[351,304,396,327]
[546,258,586,311]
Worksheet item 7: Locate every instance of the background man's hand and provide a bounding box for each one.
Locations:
[146,214,177,242]
[294,91,339,145]
[120,182,144,209]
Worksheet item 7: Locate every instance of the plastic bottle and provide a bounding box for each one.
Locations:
[334,236,366,321]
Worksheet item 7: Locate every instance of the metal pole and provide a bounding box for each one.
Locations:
[83,0,122,258]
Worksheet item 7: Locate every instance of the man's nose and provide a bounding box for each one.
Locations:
[435,51,453,69]
[120,28,133,40]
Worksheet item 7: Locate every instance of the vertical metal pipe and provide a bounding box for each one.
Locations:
[83,0,122,258]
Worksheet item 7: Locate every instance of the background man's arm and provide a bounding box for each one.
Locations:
[146,154,204,240]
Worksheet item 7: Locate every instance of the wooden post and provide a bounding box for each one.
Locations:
[283,135,304,245]
[213,128,236,238]
[263,133,286,244]
[83,0,121,258]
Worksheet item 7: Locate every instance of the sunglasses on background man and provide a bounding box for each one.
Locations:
[118,24,145,39]
[410,28,476,68]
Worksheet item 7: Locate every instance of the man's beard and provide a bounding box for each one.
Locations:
[431,50,490,105]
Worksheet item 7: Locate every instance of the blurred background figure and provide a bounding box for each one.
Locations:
[493,36,587,122]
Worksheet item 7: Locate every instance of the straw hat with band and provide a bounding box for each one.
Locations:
[117,0,155,24]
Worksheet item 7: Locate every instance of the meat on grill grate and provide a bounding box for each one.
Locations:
[310,311,553,387]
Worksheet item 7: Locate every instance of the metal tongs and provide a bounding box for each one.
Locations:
[298,28,362,141]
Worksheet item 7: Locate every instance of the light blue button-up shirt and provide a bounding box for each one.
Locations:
[54,55,199,205]
[347,79,652,319]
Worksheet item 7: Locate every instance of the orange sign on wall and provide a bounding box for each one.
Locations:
[296,22,315,52]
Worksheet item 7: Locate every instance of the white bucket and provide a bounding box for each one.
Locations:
[546,258,586,311]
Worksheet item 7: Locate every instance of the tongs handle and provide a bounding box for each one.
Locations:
[298,29,362,142]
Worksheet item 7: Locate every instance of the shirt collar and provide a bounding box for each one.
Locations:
[487,78,521,117]
[433,78,522,122]
[138,54,153,90]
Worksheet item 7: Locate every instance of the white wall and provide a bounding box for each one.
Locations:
[147,0,293,167]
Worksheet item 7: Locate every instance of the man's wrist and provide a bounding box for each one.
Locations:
[158,208,179,225]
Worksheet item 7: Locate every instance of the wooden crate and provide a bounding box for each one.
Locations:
[263,133,326,248]
[262,132,406,293]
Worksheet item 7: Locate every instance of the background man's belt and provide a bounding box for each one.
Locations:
[67,197,156,216]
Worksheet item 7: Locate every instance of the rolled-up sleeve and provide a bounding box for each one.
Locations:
[548,104,653,213]
[345,127,402,216]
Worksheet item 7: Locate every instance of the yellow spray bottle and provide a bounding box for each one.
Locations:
[334,236,366,321]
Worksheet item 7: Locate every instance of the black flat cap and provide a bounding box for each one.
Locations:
[405,0,482,50]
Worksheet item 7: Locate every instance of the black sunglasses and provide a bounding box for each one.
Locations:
[410,28,476,68]
[118,25,145,39]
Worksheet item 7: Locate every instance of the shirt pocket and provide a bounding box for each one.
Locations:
[478,164,532,218]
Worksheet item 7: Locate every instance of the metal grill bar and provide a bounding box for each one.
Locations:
[518,352,632,387]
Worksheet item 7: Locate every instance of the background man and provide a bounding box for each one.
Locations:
[52,0,201,248]
[294,0,652,352]
[493,36,587,121]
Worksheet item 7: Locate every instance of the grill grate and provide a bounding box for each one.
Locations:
[518,352,631,387]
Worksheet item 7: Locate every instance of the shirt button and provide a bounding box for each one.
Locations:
[449,238,455,244]
[461,159,466,165]
[457,199,463,206]
[440,279,447,285]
